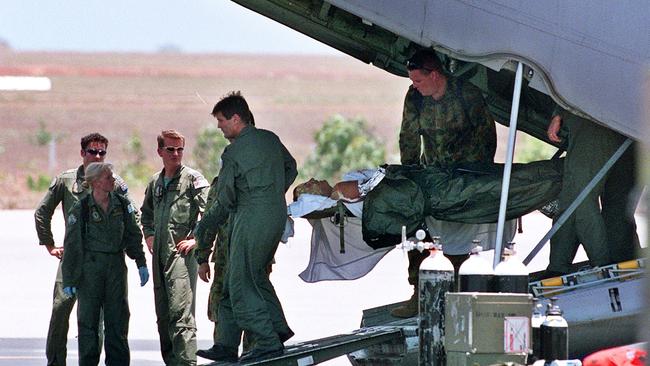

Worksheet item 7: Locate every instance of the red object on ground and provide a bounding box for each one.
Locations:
[583,344,646,366]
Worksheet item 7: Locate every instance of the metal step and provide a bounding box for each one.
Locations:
[201,326,405,366]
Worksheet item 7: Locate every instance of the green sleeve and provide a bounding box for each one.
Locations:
[122,199,146,268]
[140,180,155,238]
[194,155,236,252]
[464,84,497,162]
[196,216,231,264]
[61,202,84,287]
[194,247,212,264]
[205,177,219,209]
[551,105,565,119]
[282,143,298,192]
[549,104,570,145]
[34,176,65,246]
[194,183,209,216]
[195,180,219,264]
[399,87,422,165]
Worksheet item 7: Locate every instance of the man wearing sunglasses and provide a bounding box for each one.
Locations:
[140,129,209,366]
[34,132,133,365]
[392,49,497,318]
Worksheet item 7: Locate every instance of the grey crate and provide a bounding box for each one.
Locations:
[445,292,533,354]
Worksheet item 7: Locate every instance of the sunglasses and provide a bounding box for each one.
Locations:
[85,149,107,156]
[163,146,184,153]
[406,59,434,72]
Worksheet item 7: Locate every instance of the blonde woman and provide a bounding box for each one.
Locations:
[62,162,148,366]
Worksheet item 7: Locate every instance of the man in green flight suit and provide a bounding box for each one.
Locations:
[392,49,497,318]
[194,91,296,363]
[140,129,209,366]
[546,109,640,274]
[34,133,134,366]
[195,175,277,361]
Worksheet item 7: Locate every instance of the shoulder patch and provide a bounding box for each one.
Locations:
[59,168,78,182]
[194,176,209,189]
[62,168,78,176]
[67,213,77,226]
[127,203,136,214]
[113,174,129,193]
[188,169,209,189]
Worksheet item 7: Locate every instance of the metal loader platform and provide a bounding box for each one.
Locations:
[201,324,406,366]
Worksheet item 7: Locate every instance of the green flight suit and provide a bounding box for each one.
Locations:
[141,165,209,366]
[195,125,296,352]
[34,165,132,366]
[61,192,145,366]
[399,77,497,285]
[548,114,639,273]
[603,143,640,263]
[195,177,258,351]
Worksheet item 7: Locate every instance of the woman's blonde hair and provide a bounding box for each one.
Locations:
[84,162,114,187]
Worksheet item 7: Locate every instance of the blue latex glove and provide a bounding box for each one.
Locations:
[63,286,77,298]
[138,266,149,287]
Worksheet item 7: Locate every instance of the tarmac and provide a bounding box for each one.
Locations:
[0,209,645,365]
[0,210,412,365]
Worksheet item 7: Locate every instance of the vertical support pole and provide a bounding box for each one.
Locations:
[493,62,524,268]
[48,139,57,172]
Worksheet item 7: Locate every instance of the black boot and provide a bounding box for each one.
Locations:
[196,344,238,362]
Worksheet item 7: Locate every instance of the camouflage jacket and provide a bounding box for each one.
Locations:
[399,77,496,165]
[194,176,230,265]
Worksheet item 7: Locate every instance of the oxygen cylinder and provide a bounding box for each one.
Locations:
[418,233,454,366]
[540,297,569,362]
[494,242,529,293]
[458,239,494,292]
[530,298,545,362]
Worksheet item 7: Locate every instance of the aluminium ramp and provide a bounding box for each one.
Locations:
[201,325,405,366]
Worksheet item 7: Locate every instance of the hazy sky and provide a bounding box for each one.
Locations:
[0,0,338,55]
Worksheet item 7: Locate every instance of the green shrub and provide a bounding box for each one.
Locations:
[516,133,558,163]
[27,174,52,191]
[301,115,385,182]
[120,133,154,186]
[192,123,229,180]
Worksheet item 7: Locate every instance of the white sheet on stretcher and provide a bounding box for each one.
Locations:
[289,196,516,283]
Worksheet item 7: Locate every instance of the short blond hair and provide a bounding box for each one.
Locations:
[84,162,114,186]
[157,129,185,148]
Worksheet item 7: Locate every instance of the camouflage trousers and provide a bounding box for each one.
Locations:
[207,243,275,351]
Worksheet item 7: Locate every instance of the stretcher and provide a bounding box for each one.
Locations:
[289,159,563,282]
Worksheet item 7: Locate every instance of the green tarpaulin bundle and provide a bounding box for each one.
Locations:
[362,159,563,249]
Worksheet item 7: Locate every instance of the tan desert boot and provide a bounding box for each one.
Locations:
[390,287,418,318]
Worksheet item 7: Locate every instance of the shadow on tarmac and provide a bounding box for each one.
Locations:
[0,338,163,366]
